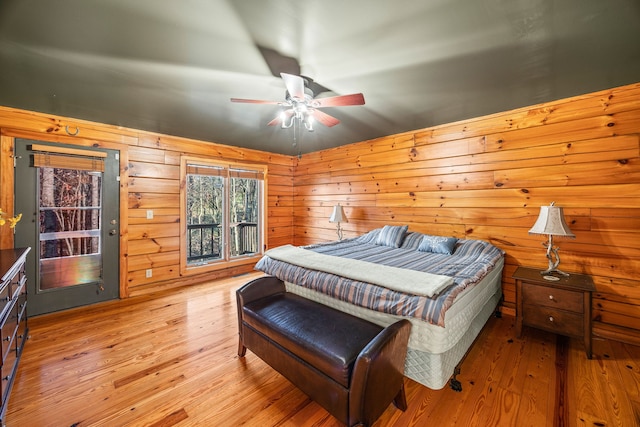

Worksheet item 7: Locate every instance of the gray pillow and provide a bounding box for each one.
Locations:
[375,225,408,248]
[418,235,458,255]
[399,232,424,250]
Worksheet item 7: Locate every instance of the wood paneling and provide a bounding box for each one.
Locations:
[1,82,639,343]
[293,82,640,342]
[122,132,293,289]
[0,106,294,298]
[0,135,15,249]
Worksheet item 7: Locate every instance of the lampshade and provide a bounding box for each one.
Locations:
[329,204,348,223]
[528,202,575,238]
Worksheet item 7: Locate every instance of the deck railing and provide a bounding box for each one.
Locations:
[230,222,258,256]
[187,223,221,262]
[187,222,258,263]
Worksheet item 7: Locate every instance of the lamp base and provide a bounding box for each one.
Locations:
[540,268,570,279]
[539,235,570,279]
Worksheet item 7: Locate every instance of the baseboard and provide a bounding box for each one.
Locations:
[127,263,257,297]
[593,321,640,347]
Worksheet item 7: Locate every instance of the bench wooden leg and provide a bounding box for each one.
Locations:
[392,382,408,411]
[238,338,247,357]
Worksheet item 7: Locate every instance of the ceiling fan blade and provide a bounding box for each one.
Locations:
[313,93,365,108]
[254,46,331,96]
[267,109,294,126]
[230,98,282,105]
[302,75,331,97]
[312,109,340,127]
[257,45,301,77]
[280,73,305,100]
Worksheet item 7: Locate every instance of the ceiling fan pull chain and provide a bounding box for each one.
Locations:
[292,117,298,148]
[296,119,301,158]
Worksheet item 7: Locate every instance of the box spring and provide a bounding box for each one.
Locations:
[284,257,504,389]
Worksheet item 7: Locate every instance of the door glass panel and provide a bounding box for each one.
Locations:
[229,177,260,257]
[39,167,102,290]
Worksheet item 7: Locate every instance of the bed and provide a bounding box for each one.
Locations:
[254,225,505,390]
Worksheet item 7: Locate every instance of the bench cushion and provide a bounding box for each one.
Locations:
[243,292,384,388]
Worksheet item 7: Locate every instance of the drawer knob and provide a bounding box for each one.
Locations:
[549,316,554,322]
[549,295,554,300]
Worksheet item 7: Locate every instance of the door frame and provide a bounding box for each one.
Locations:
[14,139,121,315]
[1,131,129,300]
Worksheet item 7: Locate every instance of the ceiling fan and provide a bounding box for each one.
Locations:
[230,73,365,131]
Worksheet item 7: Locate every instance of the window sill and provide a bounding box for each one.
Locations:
[181,254,263,276]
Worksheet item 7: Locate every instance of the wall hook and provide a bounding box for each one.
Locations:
[65,125,79,136]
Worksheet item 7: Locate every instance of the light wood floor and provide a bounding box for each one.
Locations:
[6,272,640,427]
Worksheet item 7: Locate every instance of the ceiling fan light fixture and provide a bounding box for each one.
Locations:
[304,113,314,132]
[279,108,314,132]
[280,110,294,129]
[231,73,364,133]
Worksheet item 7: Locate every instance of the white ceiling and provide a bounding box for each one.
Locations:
[1,0,639,155]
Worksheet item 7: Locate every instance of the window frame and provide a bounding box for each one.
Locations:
[179,156,267,276]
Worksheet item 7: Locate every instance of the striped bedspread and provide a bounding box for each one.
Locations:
[255,229,505,327]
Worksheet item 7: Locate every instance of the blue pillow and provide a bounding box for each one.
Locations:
[375,225,408,248]
[418,235,458,255]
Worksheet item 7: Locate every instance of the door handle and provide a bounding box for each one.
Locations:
[109,229,117,235]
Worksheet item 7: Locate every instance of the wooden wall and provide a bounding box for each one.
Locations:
[0,107,294,297]
[293,82,640,344]
[1,82,639,344]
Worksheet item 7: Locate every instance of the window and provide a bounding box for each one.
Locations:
[180,157,266,274]
[31,144,107,289]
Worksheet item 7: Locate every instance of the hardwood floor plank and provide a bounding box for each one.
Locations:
[6,272,640,427]
[515,328,556,426]
[570,337,637,427]
[608,340,640,401]
[445,318,509,426]
[553,335,569,427]
[148,409,190,427]
[283,401,336,427]
[382,384,451,427]
[497,321,529,394]
[631,400,640,426]
[478,386,520,427]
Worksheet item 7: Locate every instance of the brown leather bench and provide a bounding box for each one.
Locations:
[236,276,411,427]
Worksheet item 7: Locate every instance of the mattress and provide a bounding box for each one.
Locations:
[257,230,505,326]
[284,257,504,389]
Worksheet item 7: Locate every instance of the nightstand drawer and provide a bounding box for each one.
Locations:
[521,283,583,313]
[522,304,583,337]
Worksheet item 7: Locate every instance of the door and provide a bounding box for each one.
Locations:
[14,139,120,316]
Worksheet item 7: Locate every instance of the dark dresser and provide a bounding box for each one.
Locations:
[0,247,30,424]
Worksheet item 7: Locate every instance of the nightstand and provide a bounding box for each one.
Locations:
[513,266,595,358]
